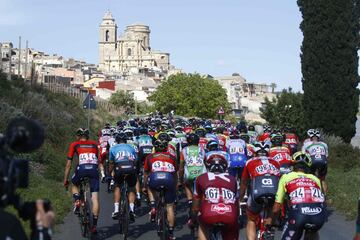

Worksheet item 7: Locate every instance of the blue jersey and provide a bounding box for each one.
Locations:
[109,143,137,164]
[226,139,248,168]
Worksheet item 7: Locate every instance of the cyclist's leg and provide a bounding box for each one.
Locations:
[127,174,137,213]
[197,222,209,240]
[70,166,81,200]
[113,170,124,216]
[184,180,194,208]
[246,195,262,240]
[222,223,239,240]
[164,176,176,236]
[281,207,305,240]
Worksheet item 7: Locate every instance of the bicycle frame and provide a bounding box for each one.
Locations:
[209,223,224,240]
[79,177,92,240]
[156,187,168,240]
[119,175,130,239]
[257,198,275,240]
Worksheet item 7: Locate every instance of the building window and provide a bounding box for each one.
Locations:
[105,30,109,42]
[127,48,131,56]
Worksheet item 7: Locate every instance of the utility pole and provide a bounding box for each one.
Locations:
[24,40,28,80]
[8,43,12,81]
[18,36,21,78]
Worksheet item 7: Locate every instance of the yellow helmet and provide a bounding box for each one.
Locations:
[292,151,312,168]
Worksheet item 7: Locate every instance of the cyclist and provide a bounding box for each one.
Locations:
[63,128,100,234]
[195,127,208,151]
[215,126,228,151]
[302,129,329,195]
[265,151,326,240]
[98,128,112,182]
[143,139,178,240]
[179,133,206,221]
[247,125,258,144]
[226,129,248,179]
[258,125,272,143]
[240,133,256,159]
[269,133,293,175]
[108,132,138,223]
[136,127,154,205]
[283,126,299,154]
[191,153,239,240]
[239,141,280,240]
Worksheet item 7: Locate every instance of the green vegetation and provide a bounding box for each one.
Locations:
[324,135,360,219]
[110,90,155,115]
[298,0,360,143]
[260,88,305,137]
[149,73,231,118]
[0,71,116,235]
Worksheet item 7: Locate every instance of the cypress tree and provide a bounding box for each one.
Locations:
[298,0,360,142]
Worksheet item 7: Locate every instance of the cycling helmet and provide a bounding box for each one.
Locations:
[207,140,219,151]
[204,125,213,133]
[175,125,183,132]
[307,129,315,138]
[195,128,206,138]
[236,122,248,133]
[101,128,111,136]
[186,133,200,146]
[313,130,321,139]
[205,154,228,173]
[154,139,168,152]
[292,151,312,168]
[263,125,271,133]
[115,132,127,143]
[253,141,270,156]
[167,130,176,139]
[76,128,89,138]
[215,127,224,135]
[139,127,148,135]
[239,133,250,143]
[270,133,284,147]
[104,123,111,129]
[229,130,240,139]
[248,125,255,131]
[158,132,171,142]
[124,128,134,140]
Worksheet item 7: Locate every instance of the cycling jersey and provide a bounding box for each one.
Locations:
[269,146,292,174]
[246,144,256,158]
[180,145,206,181]
[258,132,271,142]
[248,130,258,144]
[194,172,239,239]
[302,141,328,180]
[216,134,228,151]
[199,137,208,151]
[276,171,326,239]
[109,143,138,174]
[67,140,99,165]
[276,171,324,205]
[284,133,299,154]
[226,138,248,169]
[137,134,153,156]
[145,152,178,204]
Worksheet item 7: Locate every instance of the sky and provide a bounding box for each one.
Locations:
[1,0,311,91]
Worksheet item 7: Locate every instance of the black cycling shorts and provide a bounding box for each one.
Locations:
[114,170,137,192]
[282,203,326,240]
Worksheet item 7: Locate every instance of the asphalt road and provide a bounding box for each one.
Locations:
[54,182,355,240]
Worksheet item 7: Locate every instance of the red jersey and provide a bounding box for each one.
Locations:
[199,137,208,151]
[284,133,299,145]
[246,144,256,158]
[258,132,271,142]
[217,134,227,151]
[241,156,280,182]
[98,135,111,155]
[67,140,99,165]
[269,146,292,165]
[144,152,177,173]
[167,144,177,159]
[194,172,239,226]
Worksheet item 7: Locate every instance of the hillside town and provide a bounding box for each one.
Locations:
[0,11,274,122]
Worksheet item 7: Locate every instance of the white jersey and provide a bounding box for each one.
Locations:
[302,141,329,157]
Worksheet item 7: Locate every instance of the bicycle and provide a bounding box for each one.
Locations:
[118,175,131,240]
[257,195,276,240]
[156,186,169,240]
[78,177,92,240]
[209,223,225,240]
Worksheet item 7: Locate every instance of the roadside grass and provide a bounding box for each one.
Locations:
[0,73,122,237]
[325,134,360,219]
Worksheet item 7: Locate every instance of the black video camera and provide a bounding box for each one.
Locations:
[0,117,50,223]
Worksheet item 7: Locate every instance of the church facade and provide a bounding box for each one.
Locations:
[98,11,170,75]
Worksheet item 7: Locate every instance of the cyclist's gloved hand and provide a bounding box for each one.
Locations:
[63,179,69,188]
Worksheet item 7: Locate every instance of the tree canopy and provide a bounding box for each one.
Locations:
[148,73,231,118]
[260,89,305,136]
[298,0,360,142]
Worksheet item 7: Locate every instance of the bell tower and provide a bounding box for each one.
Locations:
[99,11,117,71]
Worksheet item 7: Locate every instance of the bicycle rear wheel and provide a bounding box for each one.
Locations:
[120,198,130,239]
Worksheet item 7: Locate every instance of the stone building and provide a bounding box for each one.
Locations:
[98,11,170,75]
